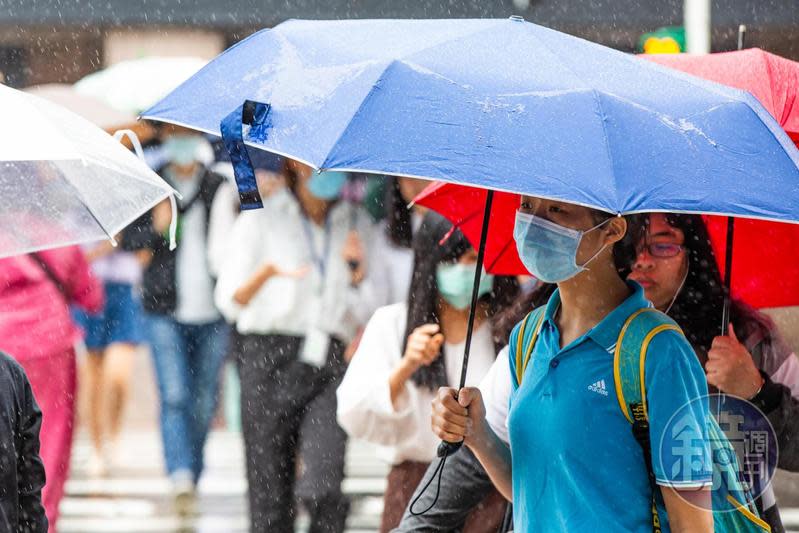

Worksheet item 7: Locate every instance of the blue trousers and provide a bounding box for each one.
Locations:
[145,313,228,481]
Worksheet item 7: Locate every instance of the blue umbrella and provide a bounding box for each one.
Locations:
[143,17,799,463]
[144,17,799,220]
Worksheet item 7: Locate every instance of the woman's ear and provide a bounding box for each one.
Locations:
[605,216,627,245]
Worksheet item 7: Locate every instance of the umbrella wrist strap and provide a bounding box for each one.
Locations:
[220,99,271,210]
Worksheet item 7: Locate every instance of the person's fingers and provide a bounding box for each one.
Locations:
[707,342,735,359]
[728,322,739,342]
[409,338,429,353]
[705,360,724,376]
[404,348,423,363]
[430,333,445,348]
[706,371,721,388]
[416,324,441,336]
[432,405,470,429]
[290,265,311,278]
[432,425,465,443]
[710,335,733,350]
[457,387,482,409]
[436,387,468,416]
[423,342,441,359]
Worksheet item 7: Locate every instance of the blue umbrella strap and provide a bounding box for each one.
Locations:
[220,100,271,210]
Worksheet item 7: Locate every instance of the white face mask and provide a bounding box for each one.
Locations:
[513,210,611,283]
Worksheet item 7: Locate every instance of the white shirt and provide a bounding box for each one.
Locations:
[336,302,496,465]
[364,229,414,307]
[172,172,220,324]
[206,179,240,279]
[480,347,512,445]
[214,189,378,342]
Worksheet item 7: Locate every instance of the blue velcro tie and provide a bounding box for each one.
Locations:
[220,100,271,210]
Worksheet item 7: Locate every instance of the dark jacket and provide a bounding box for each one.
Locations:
[0,352,47,533]
[123,166,224,315]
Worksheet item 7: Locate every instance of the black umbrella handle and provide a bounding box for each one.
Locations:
[721,216,735,336]
[438,189,494,458]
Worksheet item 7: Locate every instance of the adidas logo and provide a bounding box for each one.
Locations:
[588,379,609,396]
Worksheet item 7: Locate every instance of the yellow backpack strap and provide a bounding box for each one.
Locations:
[613,307,683,533]
[514,307,547,386]
[613,307,683,423]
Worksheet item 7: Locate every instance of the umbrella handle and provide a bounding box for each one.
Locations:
[113,129,145,161]
[437,440,463,457]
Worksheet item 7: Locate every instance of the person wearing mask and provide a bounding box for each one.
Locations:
[0,352,48,532]
[337,213,519,532]
[214,160,377,533]
[626,212,799,532]
[0,247,103,529]
[393,285,555,533]
[403,211,798,533]
[73,239,146,477]
[431,197,715,532]
[124,125,228,516]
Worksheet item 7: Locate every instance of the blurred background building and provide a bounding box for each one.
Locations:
[1,0,798,87]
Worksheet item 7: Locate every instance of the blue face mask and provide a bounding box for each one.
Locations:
[307,171,347,200]
[513,210,610,283]
[436,262,494,310]
[163,135,204,166]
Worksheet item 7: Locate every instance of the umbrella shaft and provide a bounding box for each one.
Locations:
[458,190,495,390]
[721,216,735,335]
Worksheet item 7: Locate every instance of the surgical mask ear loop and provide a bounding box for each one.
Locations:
[577,216,615,272]
[664,254,689,314]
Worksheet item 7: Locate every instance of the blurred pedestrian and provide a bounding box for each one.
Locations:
[337,212,518,532]
[0,247,103,530]
[73,240,146,477]
[393,285,554,533]
[207,165,284,433]
[0,351,48,533]
[368,177,429,306]
[215,160,378,533]
[124,125,228,516]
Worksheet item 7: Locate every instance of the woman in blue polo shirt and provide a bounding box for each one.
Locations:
[431,196,714,532]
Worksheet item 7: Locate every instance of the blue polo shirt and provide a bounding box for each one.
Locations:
[507,282,712,532]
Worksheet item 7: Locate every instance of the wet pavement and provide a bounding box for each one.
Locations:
[61,429,388,532]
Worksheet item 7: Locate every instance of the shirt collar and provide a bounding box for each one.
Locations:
[542,281,652,352]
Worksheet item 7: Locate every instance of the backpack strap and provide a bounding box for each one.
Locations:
[514,306,547,387]
[613,307,683,422]
[613,307,683,533]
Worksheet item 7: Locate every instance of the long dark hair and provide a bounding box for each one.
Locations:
[385,178,414,248]
[403,212,520,389]
[626,214,772,360]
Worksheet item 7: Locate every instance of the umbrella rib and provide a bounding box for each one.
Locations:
[522,28,621,209]
[55,168,118,243]
[320,21,509,169]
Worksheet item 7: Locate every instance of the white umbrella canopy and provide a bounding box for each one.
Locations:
[0,83,176,258]
[74,56,207,115]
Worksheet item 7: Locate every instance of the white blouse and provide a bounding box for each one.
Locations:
[336,302,497,464]
[214,189,379,343]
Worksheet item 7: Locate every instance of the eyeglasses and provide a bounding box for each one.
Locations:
[636,242,685,258]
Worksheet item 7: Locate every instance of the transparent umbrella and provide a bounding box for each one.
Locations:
[0,83,176,258]
[74,56,207,115]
